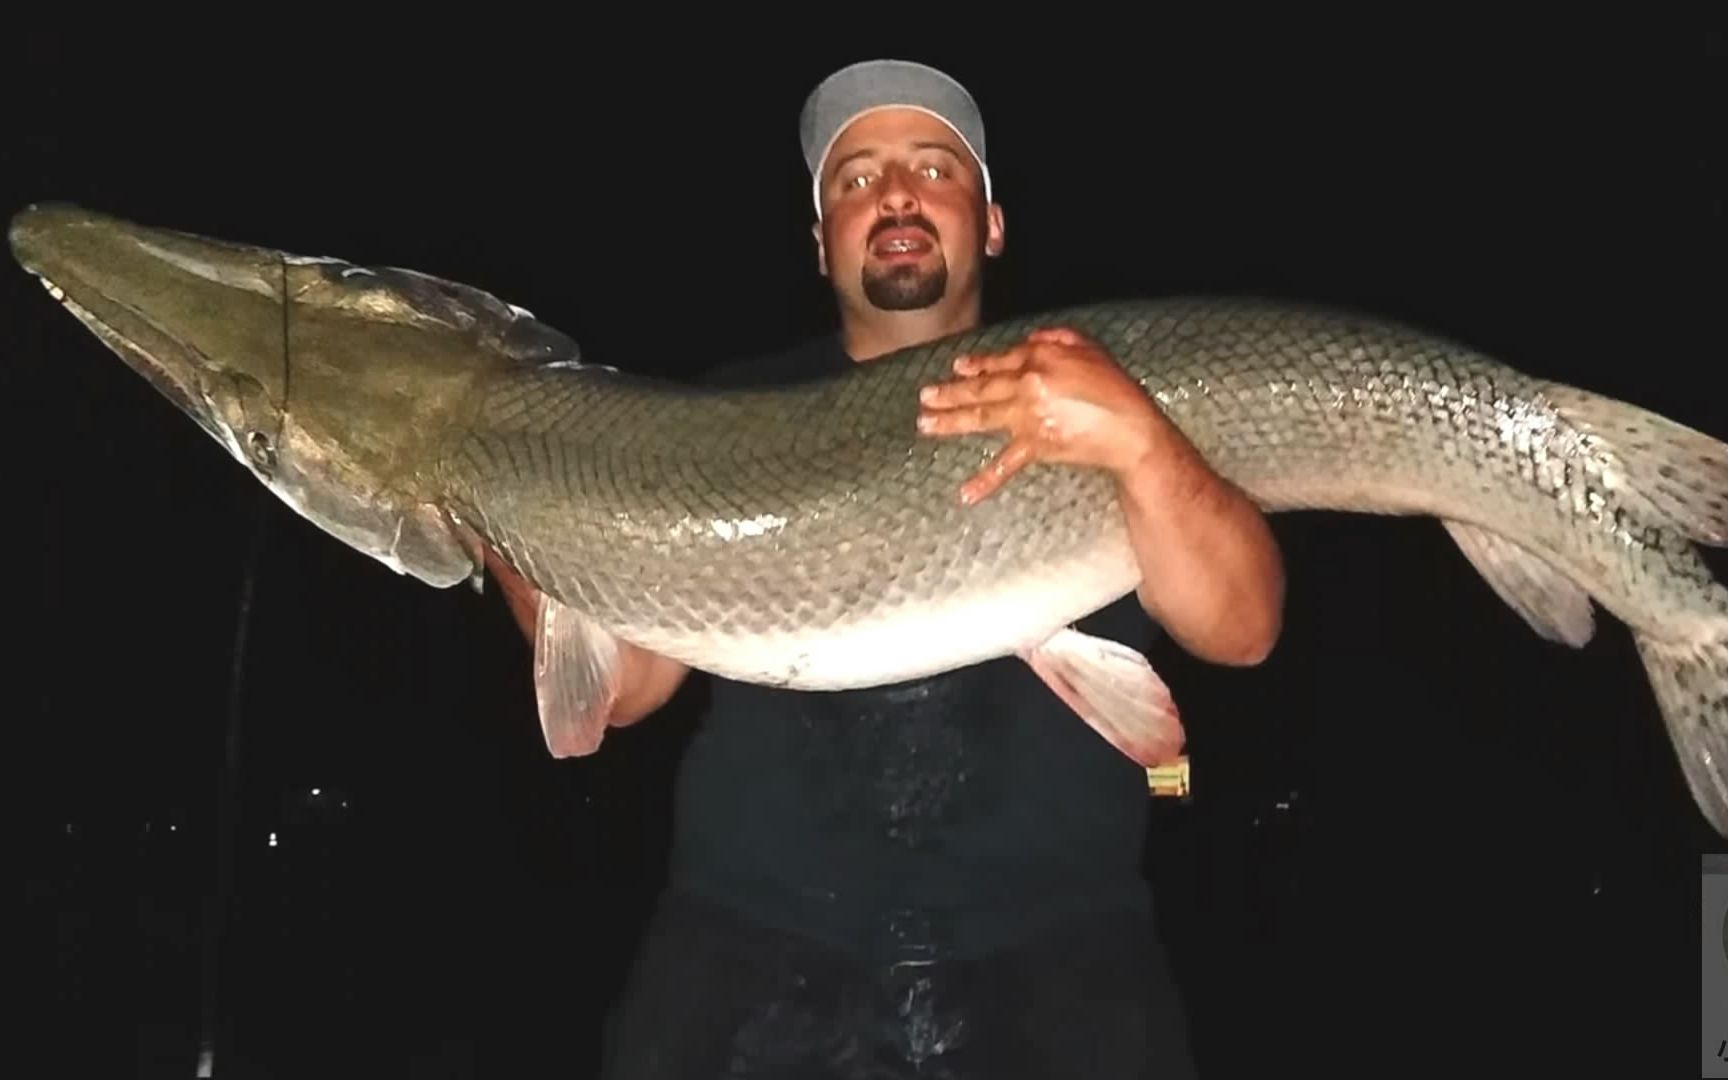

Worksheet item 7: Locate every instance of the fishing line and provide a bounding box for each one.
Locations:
[195,490,269,1078]
[195,254,290,1077]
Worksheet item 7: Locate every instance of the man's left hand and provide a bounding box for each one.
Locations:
[917,326,1166,504]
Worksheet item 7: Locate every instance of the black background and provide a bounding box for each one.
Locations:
[8,24,1718,1078]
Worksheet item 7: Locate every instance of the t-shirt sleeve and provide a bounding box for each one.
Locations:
[692,336,847,390]
[693,355,763,389]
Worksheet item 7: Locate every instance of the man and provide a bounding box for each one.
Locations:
[485,58,1284,1078]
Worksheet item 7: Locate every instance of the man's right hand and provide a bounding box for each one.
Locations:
[481,544,692,728]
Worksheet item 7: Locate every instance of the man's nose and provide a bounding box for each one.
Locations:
[876,165,920,213]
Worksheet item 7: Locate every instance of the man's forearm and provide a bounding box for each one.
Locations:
[484,544,541,644]
[1114,431,1285,666]
[608,643,692,726]
[911,325,1285,664]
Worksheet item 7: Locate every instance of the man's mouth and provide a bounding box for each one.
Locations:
[872,228,934,257]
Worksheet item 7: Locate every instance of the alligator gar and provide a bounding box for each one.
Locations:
[11,202,1728,836]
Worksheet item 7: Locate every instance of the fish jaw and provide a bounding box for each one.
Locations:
[10,202,289,468]
[7,202,561,588]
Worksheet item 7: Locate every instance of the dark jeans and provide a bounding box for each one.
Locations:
[599,889,1197,1080]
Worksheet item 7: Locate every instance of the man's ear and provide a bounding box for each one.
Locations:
[985,203,1006,257]
[812,220,829,277]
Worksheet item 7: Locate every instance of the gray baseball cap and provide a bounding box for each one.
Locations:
[798,58,992,218]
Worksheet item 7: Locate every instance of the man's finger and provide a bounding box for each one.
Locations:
[961,436,1037,504]
[953,349,1028,376]
[918,400,1018,435]
[920,372,1022,409]
[1026,326,1089,347]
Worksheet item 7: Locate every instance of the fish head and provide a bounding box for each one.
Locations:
[10,202,576,588]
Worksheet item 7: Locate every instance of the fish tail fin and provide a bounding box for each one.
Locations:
[1439,513,1728,835]
[1633,625,1728,836]
[1546,384,1728,546]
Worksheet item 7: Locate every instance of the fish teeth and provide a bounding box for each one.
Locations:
[41,279,65,302]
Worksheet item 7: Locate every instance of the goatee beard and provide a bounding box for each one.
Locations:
[862,213,948,310]
[863,260,948,310]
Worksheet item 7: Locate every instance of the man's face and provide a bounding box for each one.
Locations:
[813,107,1003,312]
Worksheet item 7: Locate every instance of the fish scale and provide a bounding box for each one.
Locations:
[431,292,1728,830]
[438,295,1712,677]
[12,202,1728,835]
[439,323,1131,682]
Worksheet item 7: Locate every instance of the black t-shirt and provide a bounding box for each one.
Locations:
[665,332,1159,963]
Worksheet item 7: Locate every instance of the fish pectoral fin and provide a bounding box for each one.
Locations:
[533,592,623,758]
[1442,519,1596,647]
[1021,628,1185,766]
[389,505,479,589]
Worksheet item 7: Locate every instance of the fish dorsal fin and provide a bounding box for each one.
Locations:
[1442,519,1596,647]
[1543,383,1728,547]
[533,592,625,758]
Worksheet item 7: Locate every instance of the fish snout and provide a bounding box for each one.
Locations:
[8,202,96,273]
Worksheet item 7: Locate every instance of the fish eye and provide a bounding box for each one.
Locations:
[247,430,276,472]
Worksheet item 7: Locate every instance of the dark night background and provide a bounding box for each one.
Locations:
[8,25,1719,1078]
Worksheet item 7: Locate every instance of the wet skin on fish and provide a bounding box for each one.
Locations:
[12,202,1728,837]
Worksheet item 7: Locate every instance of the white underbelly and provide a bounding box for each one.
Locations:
[648,540,1142,689]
